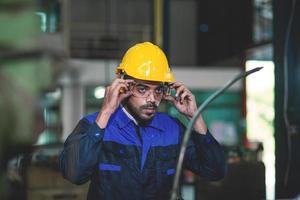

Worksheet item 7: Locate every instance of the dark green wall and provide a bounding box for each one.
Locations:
[168,90,243,146]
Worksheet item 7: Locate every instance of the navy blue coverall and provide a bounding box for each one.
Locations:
[59,106,226,200]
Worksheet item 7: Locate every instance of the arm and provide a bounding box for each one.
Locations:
[164,82,226,180]
[59,78,134,184]
[179,123,226,181]
[59,118,104,185]
[164,82,207,135]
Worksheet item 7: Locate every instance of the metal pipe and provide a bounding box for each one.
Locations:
[170,67,263,200]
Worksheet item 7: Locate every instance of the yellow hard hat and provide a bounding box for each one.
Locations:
[116,42,175,83]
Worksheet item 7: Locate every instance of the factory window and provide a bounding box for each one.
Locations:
[246,60,275,200]
[36,0,61,33]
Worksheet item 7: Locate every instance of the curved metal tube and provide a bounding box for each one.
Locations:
[170,67,263,200]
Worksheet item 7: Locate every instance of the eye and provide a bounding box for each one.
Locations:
[155,87,164,94]
[136,86,147,94]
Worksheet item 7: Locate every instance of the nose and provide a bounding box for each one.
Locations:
[146,90,156,103]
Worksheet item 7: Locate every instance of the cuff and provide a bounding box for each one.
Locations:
[86,122,105,142]
[192,130,217,147]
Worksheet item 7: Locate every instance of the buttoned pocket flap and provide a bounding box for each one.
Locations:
[103,142,133,158]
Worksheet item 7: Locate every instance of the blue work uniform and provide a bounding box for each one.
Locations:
[59,106,226,200]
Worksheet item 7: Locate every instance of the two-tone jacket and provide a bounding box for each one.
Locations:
[59,106,226,200]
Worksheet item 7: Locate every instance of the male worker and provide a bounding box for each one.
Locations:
[59,42,226,200]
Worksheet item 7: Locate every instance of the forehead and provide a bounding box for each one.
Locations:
[134,79,164,87]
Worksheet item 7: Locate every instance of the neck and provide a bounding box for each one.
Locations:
[122,104,151,126]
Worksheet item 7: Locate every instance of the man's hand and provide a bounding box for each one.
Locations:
[163,82,207,135]
[96,79,134,128]
[163,82,197,118]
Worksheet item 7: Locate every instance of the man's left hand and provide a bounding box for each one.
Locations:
[163,82,207,135]
[163,82,197,119]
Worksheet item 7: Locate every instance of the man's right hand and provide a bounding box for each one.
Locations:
[96,79,134,128]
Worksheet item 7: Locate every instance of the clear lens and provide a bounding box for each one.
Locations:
[130,83,169,99]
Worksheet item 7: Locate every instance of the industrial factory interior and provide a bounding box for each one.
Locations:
[0,0,300,199]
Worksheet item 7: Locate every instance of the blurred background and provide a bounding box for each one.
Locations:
[0,0,299,199]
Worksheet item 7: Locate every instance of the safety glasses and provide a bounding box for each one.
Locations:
[129,82,170,99]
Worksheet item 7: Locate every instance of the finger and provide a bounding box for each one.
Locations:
[175,85,186,97]
[123,80,135,90]
[180,91,191,104]
[124,79,135,84]
[114,79,136,92]
[169,81,182,86]
[111,78,131,89]
[110,79,122,89]
[112,83,130,97]
[169,82,183,89]
[111,79,130,92]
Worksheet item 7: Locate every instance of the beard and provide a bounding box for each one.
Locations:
[125,101,158,126]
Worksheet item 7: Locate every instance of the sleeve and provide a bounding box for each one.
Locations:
[59,118,105,185]
[179,122,227,181]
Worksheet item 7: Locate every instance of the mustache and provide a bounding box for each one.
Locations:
[141,103,158,109]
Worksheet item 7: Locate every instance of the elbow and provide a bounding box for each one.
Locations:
[63,173,87,185]
[207,164,227,181]
[59,155,87,185]
[210,150,227,181]
[219,166,227,180]
[60,164,88,185]
[198,163,227,181]
[212,167,226,181]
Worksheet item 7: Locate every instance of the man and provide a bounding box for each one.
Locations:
[59,42,226,200]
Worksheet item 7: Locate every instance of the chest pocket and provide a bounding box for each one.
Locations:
[157,145,177,160]
[100,142,137,171]
[103,142,134,158]
[156,145,178,174]
[155,145,178,194]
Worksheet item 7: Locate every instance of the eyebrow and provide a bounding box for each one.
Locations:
[135,83,149,88]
